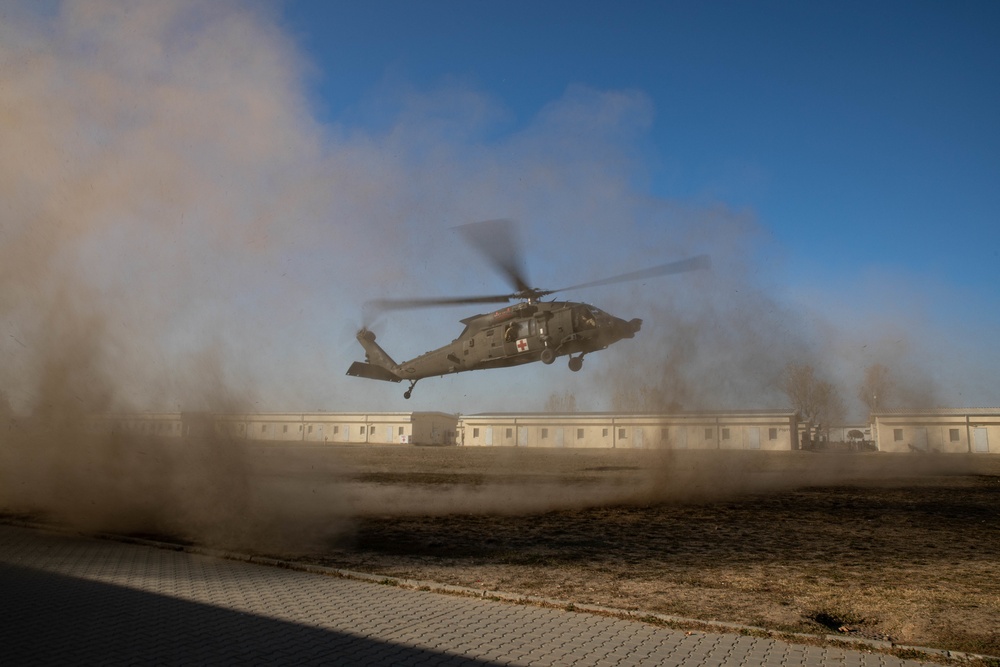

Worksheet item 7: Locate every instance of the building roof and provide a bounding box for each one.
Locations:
[872,407,1000,416]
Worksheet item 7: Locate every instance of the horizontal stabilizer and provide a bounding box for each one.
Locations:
[346,362,401,383]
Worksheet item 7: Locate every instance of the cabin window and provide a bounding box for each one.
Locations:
[705,428,713,440]
[769,428,777,440]
[721,428,730,440]
[506,319,536,341]
[893,429,903,441]
[949,428,960,442]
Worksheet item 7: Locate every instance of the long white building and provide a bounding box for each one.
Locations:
[75,407,996,453]
[458,411,799,450]
[872,408,998,453]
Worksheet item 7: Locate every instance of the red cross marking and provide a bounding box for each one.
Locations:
[516,338,528,352]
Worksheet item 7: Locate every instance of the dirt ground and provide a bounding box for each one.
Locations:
[2,436,999,656]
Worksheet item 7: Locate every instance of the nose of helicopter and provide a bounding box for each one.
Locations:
[611,316,642,339]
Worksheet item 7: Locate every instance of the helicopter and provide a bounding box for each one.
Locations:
[347,219,710,399]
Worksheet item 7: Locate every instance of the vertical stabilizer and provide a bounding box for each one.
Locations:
[345,328,402,383]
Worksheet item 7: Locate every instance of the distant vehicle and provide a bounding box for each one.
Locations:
[347,219,709,399]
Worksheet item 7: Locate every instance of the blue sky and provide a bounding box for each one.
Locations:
[274,1,1000,412]
[3,1,998,417]
[282,0,999,286]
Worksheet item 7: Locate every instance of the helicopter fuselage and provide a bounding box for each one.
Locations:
[347,300,642,397]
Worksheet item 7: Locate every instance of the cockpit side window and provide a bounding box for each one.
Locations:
[574,306,597,330]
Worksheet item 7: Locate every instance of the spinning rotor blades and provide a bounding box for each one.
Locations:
[366,219,710,312]
[544,254,711,295]
[454,219,533,295]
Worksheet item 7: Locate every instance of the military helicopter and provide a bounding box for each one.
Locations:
[347,219,709,399]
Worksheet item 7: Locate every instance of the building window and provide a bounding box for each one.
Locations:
[769,428,777,440]
[308,425,313,433]
[541,428,549,439]
[360,426,366,435]
[261,424,267,433]
[333,426,339,434]
[506,428,513,438]
[660,428,668,440]
[705,428,713,440]
[618,428,626,439]
[473,428,480,438]
[721,428,730,440]
[893,429,903,441]
[283,425,289,433]
[602,428,609,437]
[577,428,584,439]
[398,426,404,435]
[949,428,960,442]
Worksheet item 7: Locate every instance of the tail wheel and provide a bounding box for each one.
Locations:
[568,356,583,372]
[540,348,555,365]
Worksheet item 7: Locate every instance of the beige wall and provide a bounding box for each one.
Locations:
[90,409,998,454]
[874,410,998,453]
[459,413,798,451]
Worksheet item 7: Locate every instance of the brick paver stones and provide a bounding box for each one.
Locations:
[0,525,932,666]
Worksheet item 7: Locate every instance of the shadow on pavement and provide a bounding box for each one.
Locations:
[1,562,500,666]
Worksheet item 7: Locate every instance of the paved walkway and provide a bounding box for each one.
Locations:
[0,524,932,666]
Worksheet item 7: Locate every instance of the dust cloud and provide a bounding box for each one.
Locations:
[0,1,972,554]
[0,1,686,548]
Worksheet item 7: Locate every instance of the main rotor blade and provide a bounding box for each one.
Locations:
[454,219,533,295]
[548,254,711,295]
[367,294,514,311]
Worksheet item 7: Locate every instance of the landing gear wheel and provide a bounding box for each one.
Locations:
[568,356,583,372]
[403,380,417,399]
[540,348,555,365]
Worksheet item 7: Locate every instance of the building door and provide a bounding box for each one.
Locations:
[748,427,760,450]
[974,427,989,453]
[674,428,687,449]
[485,426,493,446]
[517,426,528,447]
[555,428,564,448]
[913,428,929,452]
[633,428,644,449]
